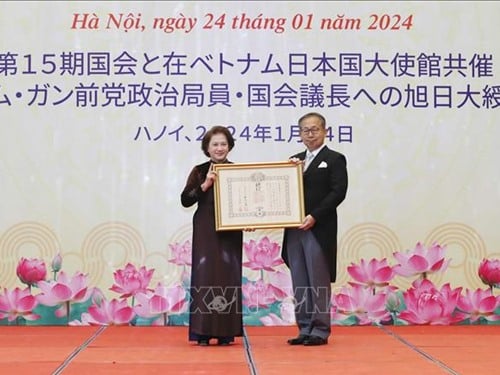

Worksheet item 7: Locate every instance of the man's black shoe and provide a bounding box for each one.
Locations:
[287,335,309,345]
[303,335,328,346]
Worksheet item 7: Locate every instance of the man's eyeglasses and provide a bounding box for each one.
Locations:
[300,127,322,135]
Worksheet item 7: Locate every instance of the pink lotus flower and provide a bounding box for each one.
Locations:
[243,237,284,271]
[82,299,135,326]
[69,313,96,326]
[457,288,500,323]
[266,270,293,299]
[331,284,391,325]
[259,313,287,326]
[478,258,500,289]
[0,287,40,322]
[168,241,192,266]
[16,257,47,287]
[260,299,295,326]
[347,258,395,289]
[242,279,282,309]
[36,271,94,318]
[134,283,187,325]
[393,242,450,279]
[109,263,154,299]
[399,279,465,325]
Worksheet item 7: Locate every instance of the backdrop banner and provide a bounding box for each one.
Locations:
[1,1,499,326]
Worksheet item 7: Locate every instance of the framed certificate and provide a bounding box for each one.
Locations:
[213,161,305,231]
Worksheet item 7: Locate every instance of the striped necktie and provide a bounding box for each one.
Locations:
[304,151,314,171]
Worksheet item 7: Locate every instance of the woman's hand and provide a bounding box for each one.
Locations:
[201,164,217,192]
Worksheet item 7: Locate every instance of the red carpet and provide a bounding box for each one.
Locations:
[0,325,497,374]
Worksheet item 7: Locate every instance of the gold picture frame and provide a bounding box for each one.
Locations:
[213,161,305,231]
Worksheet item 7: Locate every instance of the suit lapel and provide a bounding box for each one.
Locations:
[304,146,328,174]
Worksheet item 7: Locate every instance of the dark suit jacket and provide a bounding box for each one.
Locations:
[282,146,348,282]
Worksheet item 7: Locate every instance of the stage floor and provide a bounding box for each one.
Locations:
[0,325,497,374]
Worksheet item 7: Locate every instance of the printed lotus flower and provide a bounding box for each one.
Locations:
[457,288,500,323]
[347,258,395,289]
[266,270,293,299]
[36,271,94,318]
[478,258,500,289]
[280,298,296,323]
[69,313,96,326]
[385,291,402,313]
[399,278,465,325]
[331,284,391,325]
[79,298,135,326]
[259,298,295,326]
[89,287,106,306]
[179,267,191,286]
[51,253,63,273]
[393,242,450,279]
[168,240,192,266]
[243,236,284,271]
[16,257,47,287]
[109,263,154,299]
[134,283,187,325]
[259,313,287,326]
[0,287,40,322]
[242,279,282,309]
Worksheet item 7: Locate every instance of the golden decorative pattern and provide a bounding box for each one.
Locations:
[0,222,60,287]
[80,221,146,286]
[1,220,498,293]
[425,223,487,289]
[337,223,402,286]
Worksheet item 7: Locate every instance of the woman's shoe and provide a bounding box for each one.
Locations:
[197,339,209,346]
[217,338,232,346]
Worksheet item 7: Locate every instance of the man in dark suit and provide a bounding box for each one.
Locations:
[282,112,348,346]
